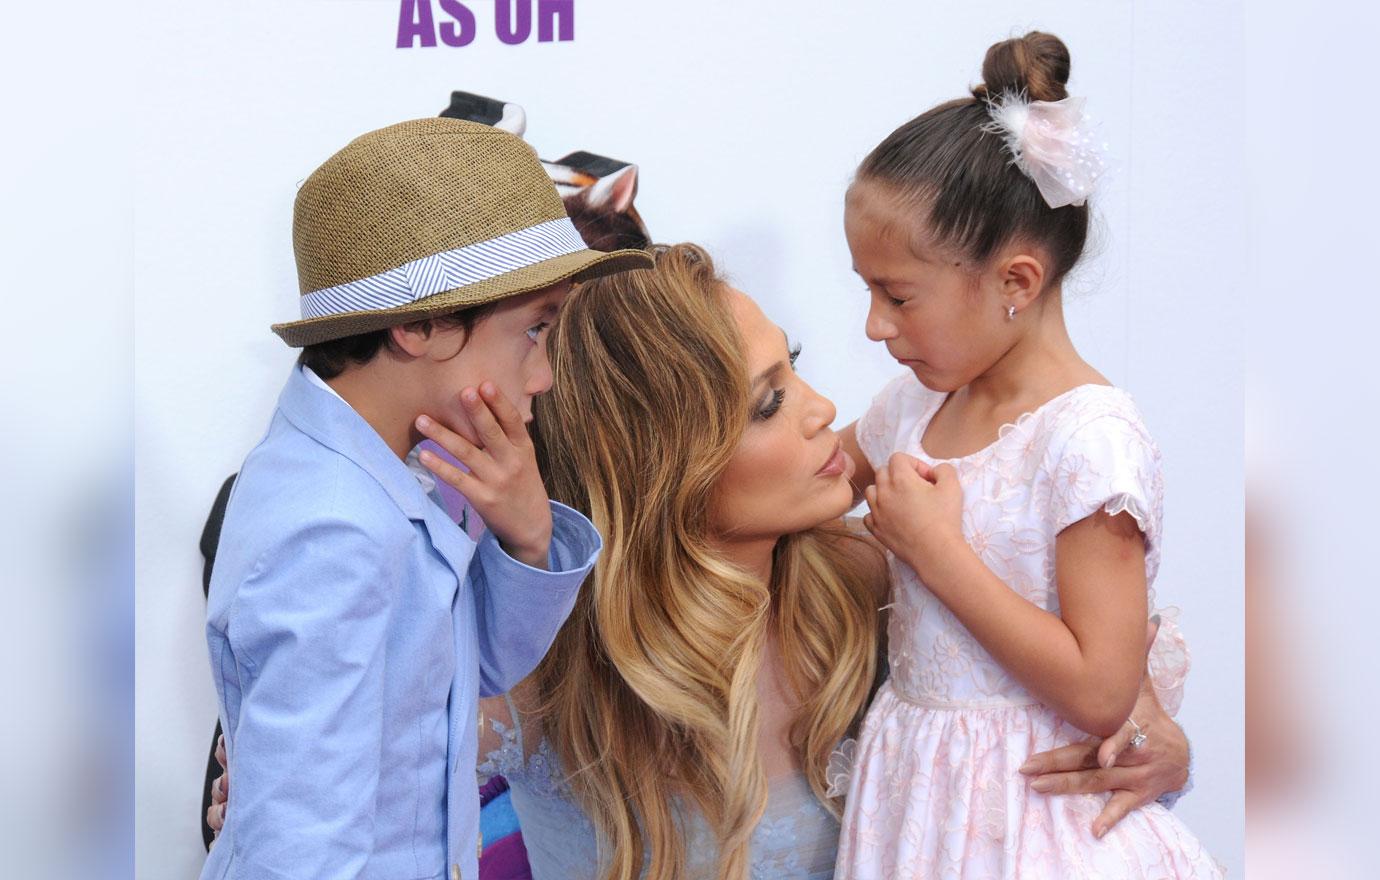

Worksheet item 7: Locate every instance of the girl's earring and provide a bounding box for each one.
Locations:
[1007,305,1017,321]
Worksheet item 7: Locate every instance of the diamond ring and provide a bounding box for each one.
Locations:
[1128,717,1147,750]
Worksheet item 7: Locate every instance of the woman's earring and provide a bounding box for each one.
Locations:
[1007,305,1017,321]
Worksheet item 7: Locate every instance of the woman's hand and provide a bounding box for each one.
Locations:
[207,735,228,840]
[1018,620,1191,838]
[416,383,553,569]
[863,455,965,579]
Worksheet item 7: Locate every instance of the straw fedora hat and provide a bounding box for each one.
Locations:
[272,118,653,347]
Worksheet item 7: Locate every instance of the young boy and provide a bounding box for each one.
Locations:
[201,118,651,880]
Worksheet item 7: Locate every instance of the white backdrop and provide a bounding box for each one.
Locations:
[135,1,1244,876]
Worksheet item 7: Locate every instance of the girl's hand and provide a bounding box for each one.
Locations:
[863,455,965,576]
[416,383,554,570]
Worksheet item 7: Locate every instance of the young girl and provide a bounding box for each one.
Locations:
[834,33,1222,878]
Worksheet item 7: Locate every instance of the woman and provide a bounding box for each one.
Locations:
[208,244,1193,879]
[476,242,885,879]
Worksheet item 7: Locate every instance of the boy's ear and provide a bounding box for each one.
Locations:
[999,251,1047,313]
[389,321,435,358]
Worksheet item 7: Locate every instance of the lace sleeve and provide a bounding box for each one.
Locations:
[855,372,929,470]
[1050,412,1165,559]
[476,692,529,785]
[825,738,858,799]
[1147,605,1191,717]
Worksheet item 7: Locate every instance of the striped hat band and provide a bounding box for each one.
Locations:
[299,217,586,320]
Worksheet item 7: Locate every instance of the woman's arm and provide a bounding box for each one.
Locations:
[1019,619,1193,837]
[1023,682,1191,836]
[477,680,544,782]
[867,457,1147,738]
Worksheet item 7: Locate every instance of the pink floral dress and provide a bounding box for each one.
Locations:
[835,373,1222,879]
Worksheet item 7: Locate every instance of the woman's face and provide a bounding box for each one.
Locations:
[710,288,856,542]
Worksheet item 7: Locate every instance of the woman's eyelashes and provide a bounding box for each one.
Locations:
[525,321,551,342]
[755,388,787,421]
[753,341,800,421]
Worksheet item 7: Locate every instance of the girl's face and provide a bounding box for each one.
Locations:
[710,288,857,542]
[844,183,1017,393]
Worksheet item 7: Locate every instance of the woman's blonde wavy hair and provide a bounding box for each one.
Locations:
[530,243,881,880]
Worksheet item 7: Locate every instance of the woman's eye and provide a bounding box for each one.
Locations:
[754,388,786,421]
[525,322,550,342]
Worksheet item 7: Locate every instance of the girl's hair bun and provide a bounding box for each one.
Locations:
[972,31,1071,103]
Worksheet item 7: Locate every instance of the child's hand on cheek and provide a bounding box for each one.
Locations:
[863,454,966,578]
[414,383,554,570]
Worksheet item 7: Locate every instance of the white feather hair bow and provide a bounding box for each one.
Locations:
[982,92,1108,209]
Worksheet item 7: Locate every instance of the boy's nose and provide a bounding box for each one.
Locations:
[526,349,555,396]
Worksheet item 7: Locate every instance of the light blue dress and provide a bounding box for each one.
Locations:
[479,694,842,879]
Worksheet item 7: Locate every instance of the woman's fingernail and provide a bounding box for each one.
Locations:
[1094,825,1106,839]
[463,389,479,404]
[481,382,496,396]
[1030,777,1053,792]
[1018,761,1036,774]
[416,415,431,430]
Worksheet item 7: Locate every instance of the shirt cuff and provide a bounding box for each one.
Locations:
[477,500,603,577]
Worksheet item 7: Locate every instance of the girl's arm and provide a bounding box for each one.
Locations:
[867,457,1147,737]
[839,421,876,508]
[838,513,891,603]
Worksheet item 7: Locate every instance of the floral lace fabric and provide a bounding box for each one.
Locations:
[478,693,844,879]
[836,373,1221,879]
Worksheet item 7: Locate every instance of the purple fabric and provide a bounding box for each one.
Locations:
[479,830,533,880]
[418,440,486,539]
[479,774,511,808]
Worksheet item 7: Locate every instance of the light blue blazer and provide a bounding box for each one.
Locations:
[201,367,599,880]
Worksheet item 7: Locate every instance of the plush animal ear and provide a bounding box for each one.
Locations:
[439,91,528,138]
[494,103,527,138]
[586,165,639,213]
